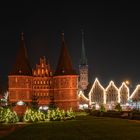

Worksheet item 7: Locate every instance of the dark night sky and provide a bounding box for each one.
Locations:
[0,1,140,90]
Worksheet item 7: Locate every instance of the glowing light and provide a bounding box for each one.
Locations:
[39,106,49,110]
[108,104,113,110]
[78,90,89,101]
[39,106,43,110]
[125,80,130,85]
[95,104,100,110]
[129,84,140,99]
[79,104,88,110]
[43,106,49,110]
[17,100,25,106]
[86,77,140,108]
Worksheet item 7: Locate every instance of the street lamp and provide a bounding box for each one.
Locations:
[125,80,130,85]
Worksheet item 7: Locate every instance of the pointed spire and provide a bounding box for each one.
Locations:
[80,29,87,65]
[61,32,64,42]
[9,32,32,76]
[21,32,24,40]
[55,32,76,75]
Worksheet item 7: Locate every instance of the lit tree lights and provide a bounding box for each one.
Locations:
[129,85,140,101]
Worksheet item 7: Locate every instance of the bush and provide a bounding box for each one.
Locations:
[65,108,75,120]
[23,107,75,123]
[99,104,106,112]
[23,108,46,122]
[0,107,19,123]
[115,103,122,112]
[48,108,65,121]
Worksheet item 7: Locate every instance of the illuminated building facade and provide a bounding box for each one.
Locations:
[7,32,140,111]
[105,81,119,105]
[32,56,53,105]
[8,32,78,111]
[119,82,129,105]
[88,79,130,107]
[79,78,132,109]
[89,78,105,105]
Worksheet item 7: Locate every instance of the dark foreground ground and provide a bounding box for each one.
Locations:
[0,115,140,140]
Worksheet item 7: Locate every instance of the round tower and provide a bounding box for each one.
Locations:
[8,32,33,105]
[53,33,78,110]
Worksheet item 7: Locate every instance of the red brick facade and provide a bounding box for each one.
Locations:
[8,33,78,111]
[8,76,32,103]
[53,75,78,110]
[32,57,53,106]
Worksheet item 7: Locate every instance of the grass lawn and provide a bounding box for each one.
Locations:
[1,114,140,140]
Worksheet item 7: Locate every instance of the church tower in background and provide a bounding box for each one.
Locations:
[79,30,88,90]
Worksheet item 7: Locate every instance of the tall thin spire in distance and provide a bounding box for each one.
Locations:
[80,29,87,65]
[21,32,24,40]
[61,32,64,42]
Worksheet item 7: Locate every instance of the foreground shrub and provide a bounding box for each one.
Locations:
[23,108,47,122]
[0,107,19,123]
[115,103,122,112]
[47,108,66,121]
[23,107,75,122]
[65,108,75,120]
[99,104,106,112]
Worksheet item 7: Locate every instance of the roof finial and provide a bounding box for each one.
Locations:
[61,32,64,42]
[21,32,24,40]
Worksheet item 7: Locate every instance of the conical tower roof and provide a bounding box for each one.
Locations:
[55,33,76,76]
[9,32,32,76]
